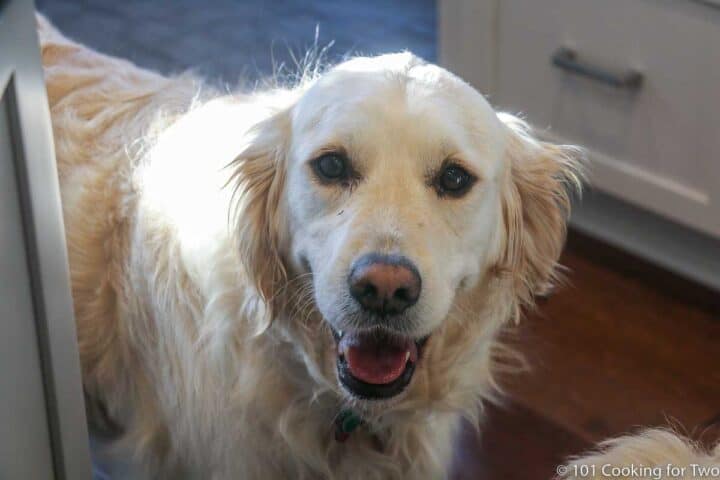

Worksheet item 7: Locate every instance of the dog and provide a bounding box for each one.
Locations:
[40,16,567,475]
[39,13,716,480]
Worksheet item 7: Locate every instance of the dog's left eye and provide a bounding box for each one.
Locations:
[312,153,349,183]
[434,163,476,197]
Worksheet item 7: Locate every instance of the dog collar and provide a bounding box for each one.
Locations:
[334,409,364,442]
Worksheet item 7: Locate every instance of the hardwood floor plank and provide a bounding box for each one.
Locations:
[451,402,589,480]
[503,245,720,444]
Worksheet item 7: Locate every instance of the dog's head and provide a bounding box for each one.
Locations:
[231,53,581,409]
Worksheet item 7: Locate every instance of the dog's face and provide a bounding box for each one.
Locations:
[285,55,508,401]
[232,53,579,407]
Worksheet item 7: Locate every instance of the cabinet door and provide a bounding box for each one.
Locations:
[493,0,720,238]
[0,0,91,478]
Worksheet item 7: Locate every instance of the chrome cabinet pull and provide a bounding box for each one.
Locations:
[551,47,644,90]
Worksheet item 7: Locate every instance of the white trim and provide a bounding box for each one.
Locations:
[572,190,720,291]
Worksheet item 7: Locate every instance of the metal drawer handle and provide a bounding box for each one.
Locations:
[551,47,643,91]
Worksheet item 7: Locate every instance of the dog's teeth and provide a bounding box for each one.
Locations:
[405,351,410,362]
[339,330,343,337]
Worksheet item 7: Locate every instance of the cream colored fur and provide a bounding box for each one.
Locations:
[558,429,720,479]
[37,14,592,479]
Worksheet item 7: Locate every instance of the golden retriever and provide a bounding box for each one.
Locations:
[37,13,716,480]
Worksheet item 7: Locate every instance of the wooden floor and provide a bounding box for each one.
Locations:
[450,230,720,480]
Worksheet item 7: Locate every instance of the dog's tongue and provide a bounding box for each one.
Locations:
[340,332,417,385]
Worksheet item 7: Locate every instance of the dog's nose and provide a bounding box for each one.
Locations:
[348,254,421,315]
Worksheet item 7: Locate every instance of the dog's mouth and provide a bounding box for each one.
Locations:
[332,328,429,400]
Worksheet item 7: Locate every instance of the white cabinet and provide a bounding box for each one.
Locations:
[0,1,92,478]
[493,0,720,238]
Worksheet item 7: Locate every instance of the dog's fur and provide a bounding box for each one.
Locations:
[558,428,720,479]
[38,14,715,480]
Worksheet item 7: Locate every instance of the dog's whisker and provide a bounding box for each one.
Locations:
[269,272,314,304]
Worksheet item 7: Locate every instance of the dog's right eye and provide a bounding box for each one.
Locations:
[312,153,350,183]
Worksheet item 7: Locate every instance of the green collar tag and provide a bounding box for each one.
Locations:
[335,409,363,442]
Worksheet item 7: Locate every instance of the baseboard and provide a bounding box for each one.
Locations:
[569,189,720,294]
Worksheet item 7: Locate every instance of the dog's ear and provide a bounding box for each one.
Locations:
[497,113,583,318]
[229,108,292,331]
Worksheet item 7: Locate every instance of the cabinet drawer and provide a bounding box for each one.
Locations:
[494,0,720,237]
